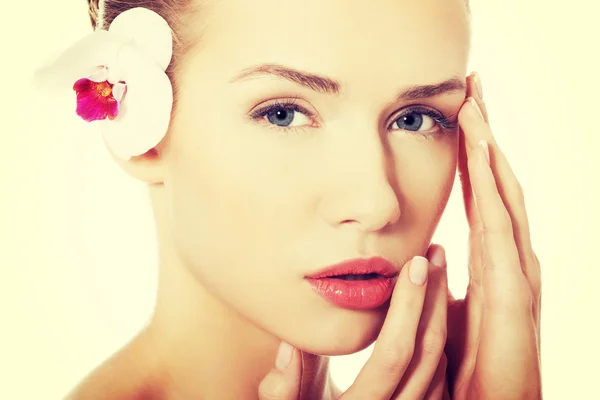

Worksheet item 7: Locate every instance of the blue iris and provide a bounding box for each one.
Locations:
[267,108,295,127]
[395,112,424,131]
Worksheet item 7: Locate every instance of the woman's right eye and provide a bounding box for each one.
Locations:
[267,106,310,127]
[250,102,317,130]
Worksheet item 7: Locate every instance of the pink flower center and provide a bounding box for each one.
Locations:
[73,73,125,123]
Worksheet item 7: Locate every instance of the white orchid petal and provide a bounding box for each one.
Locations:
[100,51,173,160]
[33,31,124,92]
[109,7,173,72]
[88,66,109,82]
[111,44,144,81]
[112,83,127,103]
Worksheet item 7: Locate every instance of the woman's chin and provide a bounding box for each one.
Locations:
[292,313,385,356]
[305,339,376,357]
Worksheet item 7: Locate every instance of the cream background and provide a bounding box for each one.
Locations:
[1,0,598,398]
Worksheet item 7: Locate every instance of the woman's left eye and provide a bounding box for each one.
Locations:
[391,112,436,132]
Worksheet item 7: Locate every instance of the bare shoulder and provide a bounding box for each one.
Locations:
[64,334,167,400]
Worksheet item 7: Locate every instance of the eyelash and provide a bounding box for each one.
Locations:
[249,99,457,138]
[248,98,313,120]
[393,106,458,139]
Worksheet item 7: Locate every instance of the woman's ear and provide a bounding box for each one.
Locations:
[108,145,167,184]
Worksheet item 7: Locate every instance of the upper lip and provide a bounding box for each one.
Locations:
[305,257,399,279]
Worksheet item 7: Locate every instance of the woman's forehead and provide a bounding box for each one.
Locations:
[187,0,470,85]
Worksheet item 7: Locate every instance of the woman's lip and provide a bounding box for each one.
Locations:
[306,276,396,310]
[305,257,398,279]
[304,257,399,310]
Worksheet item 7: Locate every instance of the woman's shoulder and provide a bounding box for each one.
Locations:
[64,334,168,400]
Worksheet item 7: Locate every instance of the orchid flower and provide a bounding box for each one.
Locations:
[34,7,174,160]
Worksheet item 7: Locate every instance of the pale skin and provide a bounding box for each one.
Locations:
[64,0,541,399]
[257,77,543,400]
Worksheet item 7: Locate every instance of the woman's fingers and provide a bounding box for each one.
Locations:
[422,353,449,400]
[466,136,541,397]
[452,74,542,398]
[466,138,541,397]
[469,137,529,313]
[458,73,487,234]
[258,342,303,400]
[457,75,486,288]
[466,73,489,123]
[459,73,541,299]
[392,244,449,399]
[340,256,430,399]
[458,122,485,288]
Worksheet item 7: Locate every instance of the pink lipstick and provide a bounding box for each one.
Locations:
[305,257,398,310]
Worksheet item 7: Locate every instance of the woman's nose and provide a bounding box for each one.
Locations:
[317,135,401,232]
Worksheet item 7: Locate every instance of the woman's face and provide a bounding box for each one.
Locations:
[162,0,470,354]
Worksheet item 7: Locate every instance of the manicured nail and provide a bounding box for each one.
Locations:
[479,140,490,165]
[473,72,483,99]
[469,97,484,120]
[428,245,446,269]
[275,342,293,371]
[409,256,428,286]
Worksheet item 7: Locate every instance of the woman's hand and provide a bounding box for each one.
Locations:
[444,73,543,399]
[258,250,451,400]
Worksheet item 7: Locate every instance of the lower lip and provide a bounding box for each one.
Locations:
[306,276,395,310]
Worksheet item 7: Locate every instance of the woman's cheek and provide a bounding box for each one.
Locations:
[396,143,456,216]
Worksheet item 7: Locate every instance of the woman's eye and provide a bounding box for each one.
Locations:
[391,112,436,132]
[264,106,311,128]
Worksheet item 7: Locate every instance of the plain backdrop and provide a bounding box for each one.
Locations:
[1,1,598,398]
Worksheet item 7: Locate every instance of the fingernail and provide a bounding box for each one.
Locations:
[469,97,484,120]
[409,256,428,286]
[275,342,293,371]
[473,72,483,99]
[428,246,446,269]
[479,139,490,165]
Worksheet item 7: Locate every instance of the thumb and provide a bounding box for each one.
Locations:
[258,342,303,400]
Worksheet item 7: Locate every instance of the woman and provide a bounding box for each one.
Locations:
[39,0,542,398]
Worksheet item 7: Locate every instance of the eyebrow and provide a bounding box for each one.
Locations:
[231,63,466,100]
[398,78,466,100]
[231,64,340,94]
